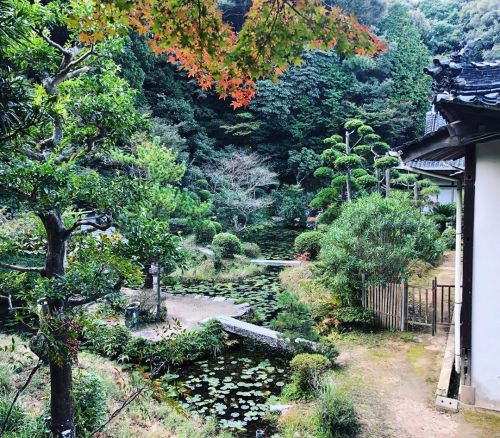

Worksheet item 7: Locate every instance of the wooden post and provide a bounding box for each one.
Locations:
[432,278,437,336]
[400,281,408,331]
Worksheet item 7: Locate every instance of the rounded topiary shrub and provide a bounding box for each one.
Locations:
[212,221,223,233]
[241,242,261,258]
[197,189,211,202]
[317,207,339,225]
[294,231,323,260]
[73,370,108,437]
[195,179,209,190]
[440,227,456,250]
[290,353,331,396]
[195,220,217,245]
[212,233,242,258]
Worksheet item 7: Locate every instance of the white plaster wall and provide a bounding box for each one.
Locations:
[471,139,500,411]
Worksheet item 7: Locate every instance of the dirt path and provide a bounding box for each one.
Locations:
[333,332,495,438]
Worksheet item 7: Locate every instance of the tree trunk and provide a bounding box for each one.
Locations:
[40,212,76,438]
[345,171,352,201]
[413,182,418,201]
[375,168,381,194]
[385,168,391,198]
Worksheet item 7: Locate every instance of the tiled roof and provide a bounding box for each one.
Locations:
[425,58,500,109]
[406,158,465,171]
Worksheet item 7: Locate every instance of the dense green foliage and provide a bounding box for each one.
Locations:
[294,232,323,260]
[82,317,225,369]
[212,233,242,258]
[320,193,443,304]
[72,371,108,437]
[317,382,359,438]
[289,353,331,398]
[270,291,319,342]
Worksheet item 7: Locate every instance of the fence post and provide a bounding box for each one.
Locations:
[361,273,366,307]
[400,281,408,331]
[431,278,437,336]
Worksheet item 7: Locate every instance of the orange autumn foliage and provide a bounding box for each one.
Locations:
[67,0,386,108]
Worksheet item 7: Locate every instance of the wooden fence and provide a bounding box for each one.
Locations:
[362,277,456,334]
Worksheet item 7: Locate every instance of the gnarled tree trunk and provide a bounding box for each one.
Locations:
[40,211,76,438]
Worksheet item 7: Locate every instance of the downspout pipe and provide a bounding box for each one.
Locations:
[399,164,463,372]
[454,181,463,372]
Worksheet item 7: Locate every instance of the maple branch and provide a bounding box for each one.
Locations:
[0,262,44,273]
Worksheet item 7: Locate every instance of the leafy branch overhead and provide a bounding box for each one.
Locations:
[67,0,386,108]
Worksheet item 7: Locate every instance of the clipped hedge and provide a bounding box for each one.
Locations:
[212,233,242,258]
[294,231,323,260]
[241,242,261,258]
[81,316,225,370]
[290,353,331,396]
[195,220,217,245]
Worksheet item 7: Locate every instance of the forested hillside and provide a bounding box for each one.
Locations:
[108,0,498,229]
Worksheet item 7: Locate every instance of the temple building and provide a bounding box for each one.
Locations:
[396,51,500,411]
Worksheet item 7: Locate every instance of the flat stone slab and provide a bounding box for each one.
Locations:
[211,315,317,351]
[250,259,300,266]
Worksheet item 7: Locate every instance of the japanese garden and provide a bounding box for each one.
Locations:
[1,1,500,437]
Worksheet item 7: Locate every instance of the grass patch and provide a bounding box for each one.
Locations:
[174,258,264,282]
[463,409,500,433]
[407,344,425,365]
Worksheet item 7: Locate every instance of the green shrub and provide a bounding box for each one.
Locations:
[333,306,375,331]
[276,185,307,228]
[82,317,130,360]
[197,190,211,202]
[73,370,108,437]
[241,242,261,258]
[195,179,209,190]
[294,231,323,260]
[212,233,241,258]
[317,382,358,438]
[289,353,331,397]
[317,337,339,363]
[0,368,12,393]
[270,291,318,341]
[440,227,456,250]
[317,207,339,225]
[195,220,217,245]
[212,221,223,233]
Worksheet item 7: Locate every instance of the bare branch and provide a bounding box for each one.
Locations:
[63,215,112,239]
[31,26,70,56]
[91,387,146,436]
[0,262,43,273]
[0,360,42,437]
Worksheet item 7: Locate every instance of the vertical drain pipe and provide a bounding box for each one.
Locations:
[454,181,463,373]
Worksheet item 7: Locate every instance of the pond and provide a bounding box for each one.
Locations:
[166,342,291,436]
[164,228,300,436]
[164,228,300,324]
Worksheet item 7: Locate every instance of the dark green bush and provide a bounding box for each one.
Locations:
[333,306,375,331]
[72,370,108,437]
[294,231,323,260]
[289,353,331,397]
[241,242,261,258]
[270,291,318,341]
[317,382,358,438]
[195,220,217,245]
[197,190,211,202]
[82,316,225,370]
[317,337,339,363]
[317,207,339,225]
[195,179,209,190]
[440,227,456,250]
[212,233,241,258]
[212,221,223,233]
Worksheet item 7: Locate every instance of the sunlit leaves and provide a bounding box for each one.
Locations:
[65,0,386,108]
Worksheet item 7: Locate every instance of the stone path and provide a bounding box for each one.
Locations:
[122,288,251,341]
